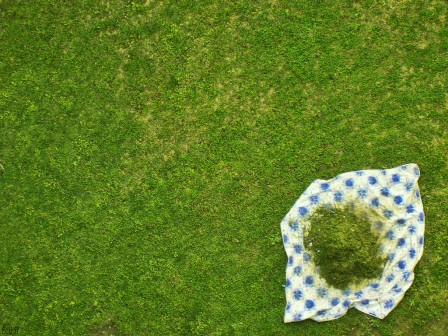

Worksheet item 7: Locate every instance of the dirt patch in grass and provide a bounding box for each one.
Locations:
[304,202,387,290]
[89,319,124,336]
[429,312,448,336]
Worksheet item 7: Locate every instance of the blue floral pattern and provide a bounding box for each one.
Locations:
[281,163,425,322]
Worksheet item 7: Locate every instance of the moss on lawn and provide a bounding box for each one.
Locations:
[304,203,387,290]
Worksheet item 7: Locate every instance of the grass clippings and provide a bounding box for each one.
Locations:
[304,203,387,290]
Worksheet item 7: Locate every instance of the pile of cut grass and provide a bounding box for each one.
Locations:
[304,203,387,290]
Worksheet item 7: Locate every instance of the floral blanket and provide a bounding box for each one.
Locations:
[281,163,425,322]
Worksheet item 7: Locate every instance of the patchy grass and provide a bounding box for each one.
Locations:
[0,0,447,335]
[304,203,387,290]
[89,319,124,336]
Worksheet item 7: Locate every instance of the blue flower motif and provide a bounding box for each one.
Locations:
[317,287,328,298]
[405,182,413,191]
[293,290,303,300]
[406,205,415,213]
[361,299,370,305]
[293,266,302,275]
[345,178,354,187]
[334,191,344,202]
[293,244,303,254]
[409,248,416,259]
[418,236,424,246]
[286,302,291,311]
[356,171,364,176]
[415,190,420,199]
[383,210,393,219]
[321,183,330,191]
[392,174,400,183]
[331,298,340,306]
[386,274,395,283]
[384,299,394,309]
[293,313,302,321]
[305,275,314,286]
[317,310,327,316]
[288,256,294,265]
[309,195,319,204]
[355,291,363,299]
[357,189,367,198]
[386,230,395,240]
[285,279,292,288]
[369,312,377,317]
[283,234,289,243]
[397,238,406,247]
[398,260,406,270]
[305,300,315,309]
[374,221,383,231]
[370,283,380,289]
[394,196,403,205]
[388,252,395,261]
[418,212,424,222]
[299,207,308,217]
[380,188,390,197]
[396,218,406,226]
[303,252,310,262]
[290,222,298,231]
[414,166,420,176]
[342,289,351,296]
[343,300,350,308]
[400,164,408,170]
[393,285,402,294]
[371,198,379,208]
[402,271,411,280]
[408,225,416,234]
[368,176,377,185]
[381,170,387,175]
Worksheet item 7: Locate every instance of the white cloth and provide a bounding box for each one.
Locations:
[281,163,425,322]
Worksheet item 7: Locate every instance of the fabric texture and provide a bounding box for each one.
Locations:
[281,163,425,322]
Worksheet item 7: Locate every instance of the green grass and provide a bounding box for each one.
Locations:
[303,203,387,290]
[0,0,447,335]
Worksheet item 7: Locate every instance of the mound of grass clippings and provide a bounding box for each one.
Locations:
[304,203,387,290]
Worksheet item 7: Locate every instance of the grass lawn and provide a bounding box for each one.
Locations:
[1,0,447,335]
